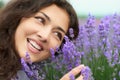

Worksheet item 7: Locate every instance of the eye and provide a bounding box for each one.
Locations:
[34,16,45,24]
[54,32,62,41]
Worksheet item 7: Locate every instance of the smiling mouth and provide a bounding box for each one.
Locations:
[27,38,43,51]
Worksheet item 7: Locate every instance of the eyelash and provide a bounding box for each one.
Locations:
[54,32,62,41]
[34,16,45,24]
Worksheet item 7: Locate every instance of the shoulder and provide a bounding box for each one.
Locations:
[12,70,30,80]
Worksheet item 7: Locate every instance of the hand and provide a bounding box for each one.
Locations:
[60,65,85,80]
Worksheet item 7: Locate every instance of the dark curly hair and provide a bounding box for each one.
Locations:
[0,0,79,79]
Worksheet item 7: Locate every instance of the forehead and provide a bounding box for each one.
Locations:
[36,4,70,33]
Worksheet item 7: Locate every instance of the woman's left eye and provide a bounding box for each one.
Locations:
[34,16,45,24]
[54,32,62,41]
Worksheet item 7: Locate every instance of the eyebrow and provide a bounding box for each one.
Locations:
[55,27,66,34]
[39,12,51,21]
[39,12,66,34]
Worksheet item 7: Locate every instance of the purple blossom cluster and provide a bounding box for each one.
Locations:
[75,14,120,79]
[81,66,93,80]
[20,52,46,80]
[102,15,120,66]
[50,35,93,80]
[75,14,120,64]
[69,73,75,80]
[50,36,82,72]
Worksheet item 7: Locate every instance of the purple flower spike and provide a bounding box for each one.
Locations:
[50,48,55,59]
[81,66,93,80]
[21,52,44,80]
[69,28,74,38]
[69,74,75,80]
[25,52,32,64]
[21,58,34,77]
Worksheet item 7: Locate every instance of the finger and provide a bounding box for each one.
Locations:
[76,75,83,80]
[68,64,85,76]
[60,65,85,80]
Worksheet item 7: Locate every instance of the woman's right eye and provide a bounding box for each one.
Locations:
[34,16,45,24]
[54,32,63,41]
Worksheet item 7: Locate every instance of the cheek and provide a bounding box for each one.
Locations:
[18,18,39,36]
[49,38,62,49]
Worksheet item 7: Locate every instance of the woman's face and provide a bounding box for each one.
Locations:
[15,4,69,62]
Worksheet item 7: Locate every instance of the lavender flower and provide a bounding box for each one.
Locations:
[69,74,75,80]
[81,66,93,80]
[21,58,34,77]
[69,28,74,39]
[74,14,120,80]
[21,52,45,80]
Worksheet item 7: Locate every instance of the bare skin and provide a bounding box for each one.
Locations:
[60,65,84,80]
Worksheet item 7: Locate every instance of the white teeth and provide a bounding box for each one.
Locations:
[29,40,41,50]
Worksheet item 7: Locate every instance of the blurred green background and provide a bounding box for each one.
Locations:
[69,0,120,18]
[0,0,120,18]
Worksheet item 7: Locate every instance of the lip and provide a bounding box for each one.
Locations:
[27,38,44,54]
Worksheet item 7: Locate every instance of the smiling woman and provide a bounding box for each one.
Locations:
[0,0,85,80]
[15,4,69,62]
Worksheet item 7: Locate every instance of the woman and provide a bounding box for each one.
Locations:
[0,0,84,80]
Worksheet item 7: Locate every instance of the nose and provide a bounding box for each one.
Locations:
[37,34,47,43]
[37,28,51,43]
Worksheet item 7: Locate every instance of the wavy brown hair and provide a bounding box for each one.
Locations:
[0,0,79,79]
